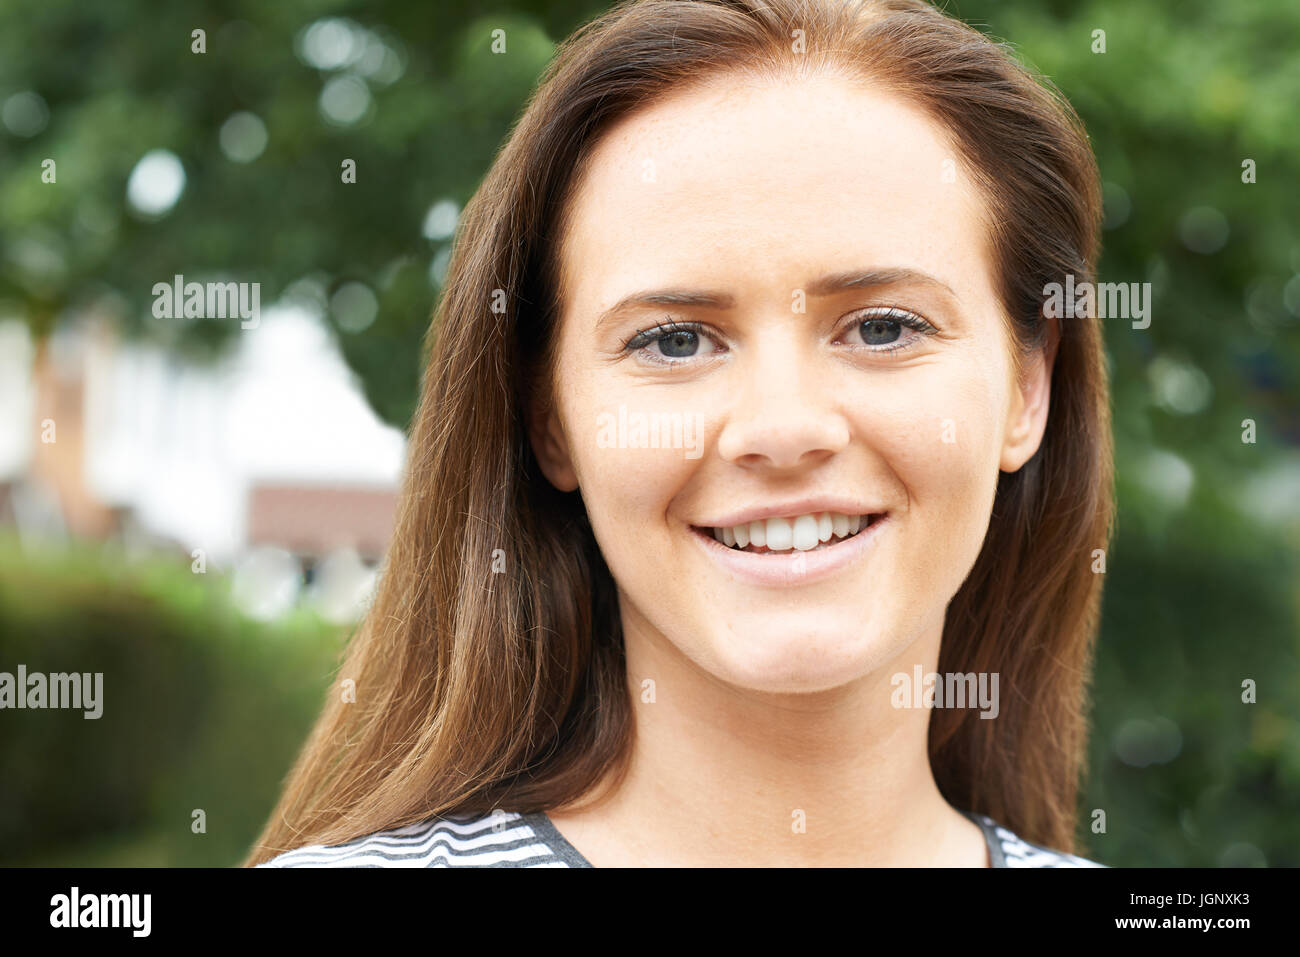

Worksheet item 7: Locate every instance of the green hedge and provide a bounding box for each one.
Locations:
[0,536,346,866]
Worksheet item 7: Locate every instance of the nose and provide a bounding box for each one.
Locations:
[715,334,852,471]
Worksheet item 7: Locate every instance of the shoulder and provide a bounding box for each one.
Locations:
[255,809,578,868]
[966,812,1107,868]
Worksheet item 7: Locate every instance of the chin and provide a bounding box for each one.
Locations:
[702,621,894,695]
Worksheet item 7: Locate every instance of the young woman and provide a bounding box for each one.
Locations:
[248,0,1112,868]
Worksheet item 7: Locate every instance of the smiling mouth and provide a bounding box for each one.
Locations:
[690,513,884,555]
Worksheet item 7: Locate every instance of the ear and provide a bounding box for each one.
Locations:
[999,320,1057,473]
[528,395,580,493]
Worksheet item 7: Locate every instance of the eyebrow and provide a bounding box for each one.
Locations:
[593,267,957,333]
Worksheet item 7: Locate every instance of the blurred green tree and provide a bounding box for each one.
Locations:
[1,0,594,425]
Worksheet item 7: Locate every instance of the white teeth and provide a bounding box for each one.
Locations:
[710,512,870,553]
[792,514,820,551]
[765,517,793,550]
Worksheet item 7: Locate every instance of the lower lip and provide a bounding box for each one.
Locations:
[687,516,888,587]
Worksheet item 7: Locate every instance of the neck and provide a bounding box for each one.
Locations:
[548,603,987,867]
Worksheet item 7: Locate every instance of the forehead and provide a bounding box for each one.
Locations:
[557,71,996,317]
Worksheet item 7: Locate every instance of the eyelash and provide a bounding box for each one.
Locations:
[619,307,938,366]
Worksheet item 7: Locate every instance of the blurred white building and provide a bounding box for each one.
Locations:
[0,303,407,622]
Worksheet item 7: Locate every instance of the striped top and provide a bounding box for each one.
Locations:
[256,808,1105,867]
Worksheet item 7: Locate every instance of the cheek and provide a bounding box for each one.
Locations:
[856,360,1007,582]
[561,373,701,561]
[874,369,1004,496]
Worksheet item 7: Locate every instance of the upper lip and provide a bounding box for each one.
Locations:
[693,496,887,530]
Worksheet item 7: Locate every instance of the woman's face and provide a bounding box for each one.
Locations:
[532,72,1052,693]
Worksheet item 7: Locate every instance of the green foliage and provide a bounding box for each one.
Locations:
[1084,498,1300,865]
[0,0,583,425]
[0,536,348,866]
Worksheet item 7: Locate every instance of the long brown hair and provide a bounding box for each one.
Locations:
[244,0,1110,864]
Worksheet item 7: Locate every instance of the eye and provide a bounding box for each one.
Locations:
[839,306,937,354]
[622,319,724,365]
